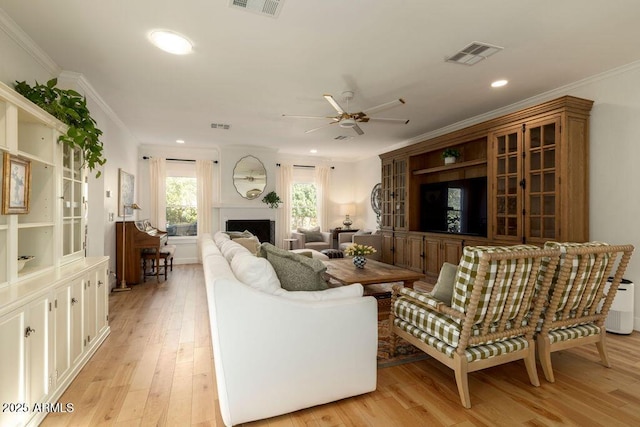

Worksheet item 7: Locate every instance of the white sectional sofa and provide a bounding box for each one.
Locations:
[200,232,378,426]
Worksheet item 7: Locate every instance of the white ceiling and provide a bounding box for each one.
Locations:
[2,0,640,161]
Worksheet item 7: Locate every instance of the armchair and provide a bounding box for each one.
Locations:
[390,244,561,408]
[338,231,382,261]
[536,242,634,383]
[291,228,331,251]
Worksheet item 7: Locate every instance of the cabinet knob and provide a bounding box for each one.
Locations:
[25,326,35,338]
[71,297,78,305]
[98,280,103,287]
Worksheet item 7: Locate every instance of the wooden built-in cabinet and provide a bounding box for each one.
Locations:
[379,96,593,280]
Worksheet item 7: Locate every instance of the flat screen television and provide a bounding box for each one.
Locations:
[420,177,488,236]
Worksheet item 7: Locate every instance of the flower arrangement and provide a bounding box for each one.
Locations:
[344,243,377,257]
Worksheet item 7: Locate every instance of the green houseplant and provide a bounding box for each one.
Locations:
[262,191,282,208]
[442,148,461,165]
[14,78,106,177]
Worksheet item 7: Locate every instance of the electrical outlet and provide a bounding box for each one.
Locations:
[109,212,114,221]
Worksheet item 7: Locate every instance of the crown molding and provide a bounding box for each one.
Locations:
[58,71,137,143]
[403,59,640,147]
[0,8,60,76]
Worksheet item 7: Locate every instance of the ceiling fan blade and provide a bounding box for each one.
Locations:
[305,122,338,134]
[352,124,364,135]
[367,117,410,124]
[282,114,336,119]
[323,94,345,114]
[362,98,405,116]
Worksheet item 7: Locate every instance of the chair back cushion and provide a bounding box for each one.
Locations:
[451,245,541,325]
[296,227,324,242]
[542,241,610,313]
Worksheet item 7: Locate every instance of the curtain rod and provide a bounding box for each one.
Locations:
[142,156,219,164]
[277,163,335,169]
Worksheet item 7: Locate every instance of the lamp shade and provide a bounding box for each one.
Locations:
[339,204,356,216]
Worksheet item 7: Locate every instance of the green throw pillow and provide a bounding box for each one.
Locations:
[430,262,458,305]
[259,243,329,291]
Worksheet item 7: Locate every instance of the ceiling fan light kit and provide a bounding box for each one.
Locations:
[283,90,409,136]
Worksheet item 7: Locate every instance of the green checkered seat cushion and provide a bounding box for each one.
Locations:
[394,288,526,348]
[548,323,601,344]
[393,318,529,362]
[451,245,541,325]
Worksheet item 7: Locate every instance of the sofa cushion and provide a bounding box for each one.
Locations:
[297,226,324,242]
[260,243,329,291]
[274,283,364,301]
[220,239,251,263]
[213,231,231,246]
[430,262,458,305]
[231,253,281,294]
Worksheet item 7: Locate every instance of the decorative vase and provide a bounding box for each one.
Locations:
[444,156,457,165]
[353,255,367,269]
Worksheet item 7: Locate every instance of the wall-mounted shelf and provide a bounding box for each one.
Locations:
[413,159,487,175]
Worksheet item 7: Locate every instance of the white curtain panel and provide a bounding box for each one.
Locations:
[149,157,166,230]
[276,163,293,249]
[315,165,330,232]
[196,160,213,237]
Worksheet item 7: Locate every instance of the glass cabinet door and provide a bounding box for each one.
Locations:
[393,158,407,231]
[62,145,85,260]
[524,118,560,244]
[491,126,522,241]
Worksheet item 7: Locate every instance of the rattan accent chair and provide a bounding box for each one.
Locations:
[390,245,561,408]
[536,242,634,383]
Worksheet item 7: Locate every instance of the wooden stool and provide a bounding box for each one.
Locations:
[142,244,176,282]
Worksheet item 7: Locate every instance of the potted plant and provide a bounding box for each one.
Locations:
[262,191,282,208]
[14,78,106,177]
[442,148,461,165]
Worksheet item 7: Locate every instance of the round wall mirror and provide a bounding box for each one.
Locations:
[233,155,267,200]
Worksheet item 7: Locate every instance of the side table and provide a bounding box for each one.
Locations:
[284,238,297,250]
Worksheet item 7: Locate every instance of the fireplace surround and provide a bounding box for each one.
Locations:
[226,219,275,244]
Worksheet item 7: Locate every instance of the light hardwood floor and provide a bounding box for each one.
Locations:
[42,264,640,426]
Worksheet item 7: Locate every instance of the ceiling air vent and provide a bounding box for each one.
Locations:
[211,123,231,130]
[446,41,503,66]
[229,0,285,18]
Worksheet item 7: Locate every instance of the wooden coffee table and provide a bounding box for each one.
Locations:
[323,258,425,319]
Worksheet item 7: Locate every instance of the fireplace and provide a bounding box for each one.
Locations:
[226,219,275,244]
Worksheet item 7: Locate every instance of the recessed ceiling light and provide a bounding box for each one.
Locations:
[310,149,317,154]
[176,139,185,144]
[149,30,193,55]
[491,79,508,88]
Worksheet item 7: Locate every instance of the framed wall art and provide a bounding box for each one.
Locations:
[2,153,31,214]
[118,168,135,217]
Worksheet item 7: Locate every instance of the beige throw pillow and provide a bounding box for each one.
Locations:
[232,237,261,255]
[430,262,458,305]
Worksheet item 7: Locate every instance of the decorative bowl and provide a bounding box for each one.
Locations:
[17,256,35,272]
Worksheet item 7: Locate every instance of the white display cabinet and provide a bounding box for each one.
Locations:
[0,81,109,426]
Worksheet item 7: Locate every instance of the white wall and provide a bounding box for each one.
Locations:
[0,16,140,289]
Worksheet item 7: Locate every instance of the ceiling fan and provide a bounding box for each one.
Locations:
[283,91,409,135]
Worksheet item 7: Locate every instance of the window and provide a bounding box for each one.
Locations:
[166,174,197,237]
[447,187,462,233]
[291,182,318,229]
